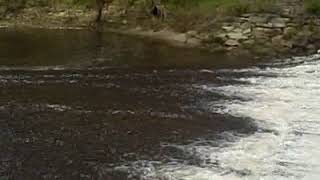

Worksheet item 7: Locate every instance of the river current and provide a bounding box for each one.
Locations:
[124,55,320,180]
[0,29,319,180]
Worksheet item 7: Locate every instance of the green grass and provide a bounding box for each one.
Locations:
[305,0,320,15]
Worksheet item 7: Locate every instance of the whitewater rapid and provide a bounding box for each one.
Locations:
[117,54,320,180]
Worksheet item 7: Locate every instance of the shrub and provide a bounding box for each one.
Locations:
[305,0,320,15]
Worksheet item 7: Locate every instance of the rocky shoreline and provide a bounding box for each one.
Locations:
[1,5,320,59]
[206,13,320,57]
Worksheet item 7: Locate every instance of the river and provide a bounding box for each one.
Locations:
[0,29,319,180]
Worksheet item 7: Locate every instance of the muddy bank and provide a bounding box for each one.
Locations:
[0,7,202,48]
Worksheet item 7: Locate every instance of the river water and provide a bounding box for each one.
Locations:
[0,29,319,180]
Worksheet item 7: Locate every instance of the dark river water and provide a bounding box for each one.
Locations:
[0,28,319,180]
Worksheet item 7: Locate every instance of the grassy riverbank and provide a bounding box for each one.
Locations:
[1,0,320,59]
[2,0,319,15]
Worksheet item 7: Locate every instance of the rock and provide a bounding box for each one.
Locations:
[307,44,315,50]
[0,24,9,29]
[317,49,320,54]
[222,26,234,31]
[272,22,286,28]
[122,20,128,25]
[80,174,90,179]
[197,33,210,41]
[241,13,252,18]
[226,46,236,51]
[280,8,293,17]
[301,26,314,36]
[216,33,227,39]
[107,19,115,23]
[297,31,313,38]
[274,37,293,48]
[232,28,242,33]
[257,22,274,28]
[240,22,252,34]
[284,27,297,36]
[287,22,300,27]
[210,36,225,44]
[225,39,240,46]
[170,33,187,43]
[292,36,309,48]
[243,39,255,45]
[272,17,291,23]
[270,17,290,28]
[239,17,249,22]
[312,19,320,26]
[56,11,67,17]
[186,37,201,45]
[253,27,282,38]
[0,7,5,14]
[200,33,210,39]
[227,32,248,40]
[310,32,320,43]
[55,140,64,146]
[242,28,252,34]
[271,35,283,45]
[240,22,251,30]
[249,16,268,24]
[186,30,198,38]
[213,33,228,44]
[272,35,293,48]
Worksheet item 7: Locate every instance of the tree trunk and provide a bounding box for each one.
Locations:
[95,0,105,22]
[150,0,166,20]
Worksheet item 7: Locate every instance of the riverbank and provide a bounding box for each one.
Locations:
[1,28,320,179]
[1,0,320,59]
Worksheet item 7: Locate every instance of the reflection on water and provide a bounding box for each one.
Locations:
[0,28,261,69]
[0,29,319,180]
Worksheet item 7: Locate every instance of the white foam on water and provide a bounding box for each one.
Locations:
[117,55,320,180]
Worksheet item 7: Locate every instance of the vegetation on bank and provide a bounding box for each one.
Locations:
[2,0,319,15]
[1,0,320,14]
[1,0,320,58]
[0,0,319,20]
[305,0,320,15]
